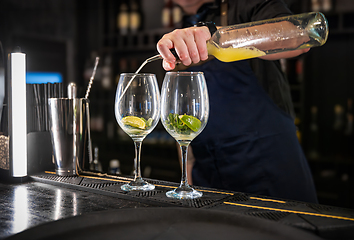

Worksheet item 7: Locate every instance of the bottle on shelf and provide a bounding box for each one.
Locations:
[101,55,112,89]
[96,110,104,133]
[117,1,129,35]
[322,0,332,12]
[311,0,321,12]
[129,0,141,34]
[91,146,103,172]
[109,159,121,175]
[116,58,129,85]
[296,58,304,83]
[107,120,115,140]
[162,0,173,28]
[172,3,182,27]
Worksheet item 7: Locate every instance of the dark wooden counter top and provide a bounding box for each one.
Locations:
[1,172,354,240]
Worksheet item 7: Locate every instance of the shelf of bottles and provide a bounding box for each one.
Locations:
[82,0,183,182]
[101,0,182,51]
[309,0,354,34]
[289,0,354,208]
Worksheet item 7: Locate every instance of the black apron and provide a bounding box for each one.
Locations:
[188,59,318,203]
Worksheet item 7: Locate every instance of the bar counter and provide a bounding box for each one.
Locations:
[1,171,354,240]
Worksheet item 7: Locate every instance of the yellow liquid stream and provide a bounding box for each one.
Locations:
[207,42,266,62]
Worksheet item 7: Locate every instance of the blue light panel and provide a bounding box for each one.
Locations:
[26,72,63,84]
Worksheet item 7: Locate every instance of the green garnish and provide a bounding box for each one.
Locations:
[166,113,201,134]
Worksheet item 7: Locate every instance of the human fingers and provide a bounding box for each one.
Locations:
[156,36,176,63]
[174,27,211,64]
[157,27,211,68]
[168,28,195,66]
[162,59,176,71]
[193,26,210,61]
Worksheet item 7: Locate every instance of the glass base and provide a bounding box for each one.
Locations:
[166,186,203,199]
[121,179,155,191]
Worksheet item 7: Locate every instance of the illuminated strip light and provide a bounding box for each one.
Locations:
[9,53,27,177]
[249,197,286,204]
[79,174,130,183]
[224,202,354,222]
[198,189,234,195]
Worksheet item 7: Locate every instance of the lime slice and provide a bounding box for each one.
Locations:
[180,115,201,132]
[146,118,153,127]
[122,116,146,129]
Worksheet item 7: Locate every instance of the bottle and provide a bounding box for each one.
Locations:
[322,0,332,12]
[206,12,328,62]
[101,55,112,89]
[311,0,321,12]
[92,146,102,172]
[296,58,304,83]
[117,1,129,35]
[109,159,121,175]
[129,0,141,34]
[162,0,173,28]
[172,3,182,27]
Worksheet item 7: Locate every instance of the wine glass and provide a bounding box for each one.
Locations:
[115,73,160,191]
[161,72,209,199]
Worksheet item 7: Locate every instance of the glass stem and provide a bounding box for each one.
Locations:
[179,141,190,188]
[134,140,143,181]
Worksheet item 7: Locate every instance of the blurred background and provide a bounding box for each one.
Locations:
[0,0,353,209]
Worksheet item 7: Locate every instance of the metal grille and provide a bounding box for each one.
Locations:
[227,193,249,202]
[31,173,236,208]
[132,190,164,197]
[307,203,334,212]
[37,174,82,185]
[81,182,119,189]
[246,211,290,221]
[185,198,215,208]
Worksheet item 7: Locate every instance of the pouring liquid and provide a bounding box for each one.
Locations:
[119,12,328,100]
[117,55,161,103]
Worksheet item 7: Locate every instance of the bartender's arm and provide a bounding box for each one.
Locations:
[157,26,309,71]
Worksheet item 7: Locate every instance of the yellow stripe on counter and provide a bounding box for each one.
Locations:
[44,171,234,194]
[224,202,354,222]
[198,189,234,195]
[79,174,130,183]
[249,197,286,204]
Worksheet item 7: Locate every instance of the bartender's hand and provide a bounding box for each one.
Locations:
[157,26,211,71]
